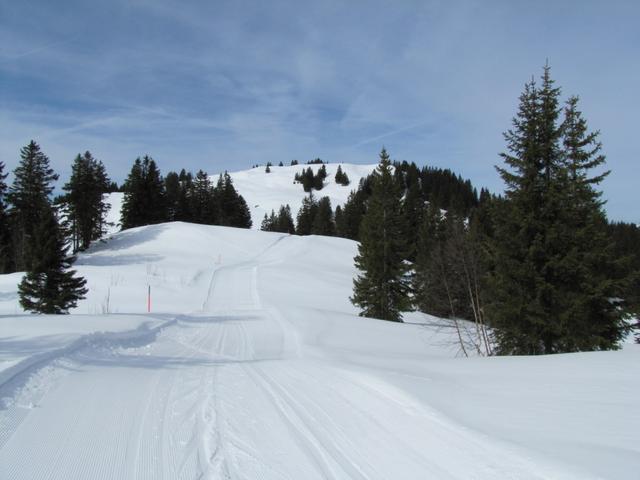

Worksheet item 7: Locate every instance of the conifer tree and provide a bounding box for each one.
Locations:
[488,66,630,354]
[0,161,13,273]
[62,151,110,252]
[18,206,87,313]
[215,172,252,228]
[275,205,295,234]
[295,193,317,235]
[8,141,59,271]
[175,169,193,221]
[312,196,335,236]
[120,156,168,230]
[164,171,181,221]
[190,170,217,224]
[261,210,277,231]
[314,165,327,190]
[336,177,372,241]
[335,165,350,186]
[351,148,409,321]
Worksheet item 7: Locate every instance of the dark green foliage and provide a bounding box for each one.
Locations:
[175,169,194,221]
[419,166,478,215]
[278,161,284,167]
[487,66,630,355]
[336,177,372,241]
[401,180,423,262]
[0,161,13,273]
[314,165,327,190]
[190,170,217,224]
[607,221,640,312]
[265,162,272,173]
[120,156,168,230]
[351,149,409,322]
[215,172,252,228]
[295,193,318,235]
[61,151,111,252]
[261,210,277,231]
[261,205,295,234]
[334,165,350,186]
[290,160,299,166]
[414,203,451,317]
[294,166,327,192]
[18,207,87,314]
[7,141,59,271]
[312,196,335,236]
[276,205,295,234]
[164,171,181,221]
[307,158,324,165]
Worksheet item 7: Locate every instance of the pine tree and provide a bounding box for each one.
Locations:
[401,180,423,262]
[488,66,630,354]
[550,95,630,351]
[335,165,350,186]
[314,165,327,190]
[61,151,110,252]
[190,170,216,224]
[312,196,336,236]
[8,141,59,271]
[215,172,252,228]
[351,148,409,321]
[175,169,193,221]
[120,156,168,230]
[295,193,317,235]
[164,171,181,221]
[18,206,87,313]
[0,161,13,273]
[275,205,295,234]
[261,210,277,231]
[414,203,449,317]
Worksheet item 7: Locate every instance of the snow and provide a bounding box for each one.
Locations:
[216,163,377,228]
[0,221,638,479]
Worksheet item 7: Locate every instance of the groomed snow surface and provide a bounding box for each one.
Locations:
[0,207,638,478]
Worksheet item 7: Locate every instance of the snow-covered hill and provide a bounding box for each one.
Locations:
[102,163,375,233]
[0,222,638,479]
[222,163,376,227]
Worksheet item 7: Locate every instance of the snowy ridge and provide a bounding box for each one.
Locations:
[221,163,376,228]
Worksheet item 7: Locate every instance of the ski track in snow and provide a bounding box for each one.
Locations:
[0,231,634,479]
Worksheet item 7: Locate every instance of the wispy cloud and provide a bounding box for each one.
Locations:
[0,0,638,220]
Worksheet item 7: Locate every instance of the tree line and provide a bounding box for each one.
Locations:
[120,158,252,230]
[349,66,639,354]
[0,147,253,313]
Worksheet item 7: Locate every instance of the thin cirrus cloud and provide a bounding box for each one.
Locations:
[0,0,638,221]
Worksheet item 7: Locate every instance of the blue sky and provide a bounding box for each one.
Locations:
[1,0,638,221]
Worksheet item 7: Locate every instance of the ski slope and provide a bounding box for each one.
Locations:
[0,222,638,479]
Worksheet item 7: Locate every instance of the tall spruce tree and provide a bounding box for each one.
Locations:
[216,172,252,228]
[120,156,168,230]
[8,141,59,271]
[311,196,335,236]
[275,205,295,234]
[0,161,13,273]
[62,151,110,252]
[488,66,630,354]
[295,193,317,235]
[190,170,217,224]
[351,148,409,321]
[18,206,87,313]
